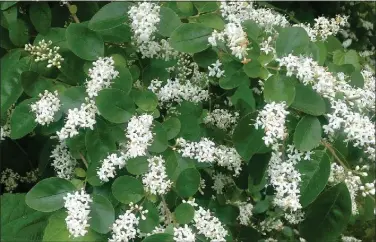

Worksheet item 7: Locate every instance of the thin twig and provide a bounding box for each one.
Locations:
[66,2,80,23]
[79,153,88,168]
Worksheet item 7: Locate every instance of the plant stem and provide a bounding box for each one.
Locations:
[79,153,88,168]
[161,195,174,224]
[66,2,80,23]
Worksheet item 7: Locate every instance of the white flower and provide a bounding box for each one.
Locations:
[85,57,119,98]
[109,209,139,242]
[25,39,64,68]
[193,206,228,241]
[0,168,20,192]
[341,235,362,242]
[30,90,61,126]
[260,36,275,55]
[50,141,77,179]
[173,225,196,242]
[142,156,172,195]
[237,202,253,226]
[1,106,14,141]
[204,108,239,131]
[208,60,225,78]
[57,98,98,140]
[212,172,233,194]
[63,189,92,237]
[254,102,289,147]
[97,153,126,182]
[284,210,305,224]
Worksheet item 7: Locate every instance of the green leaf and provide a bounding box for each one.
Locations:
[325,36,343,53]
[21,71,55,97]
[193,48,218,68]
[1,193,49,242]
[86,119,116,163]
[96,88,135,124]
[293,115,322,151]
[138,200,159,233]
[111,65,133,94]
[248,153,270,186]
[43,210,104,242]
[231,84,256,113]
[219,62,249,90]
[66,23,104,61]
[142,233,174,242]
[25,177,76,212]
[176,2,195,16]
[162,117,181,140]
[112,175,144,204]
[176,168,201,197]
[134,89,158,111]
[148,121,168,153]
[29,2,51,34]
[157,7,182,37]
[88,2,130,31]
[264,74,296,106]
[0,1,17,10]
[59,51,86,84]
[193,2,218,13]
[126,156,149,175]
[276,27,310,57]
[297,151,330,207]
[174,203,195,224]
[9,19,29,46]
[34,28,68,51]
[89,194,115,234]
[306,41,327,66]
[178,115,201,140]
[333,49,360,70]
[243,60,262,78]
[242,19,261,41]
[97,24,132,43]
[1,52,29,116]
[169,23,212,53]
[60,86,87,113]
[233,113,270,160]
[290,84,326,116]
[10,98,37,139]
[300,183,352,242]
[2,5,17,26]
[350,70,364,88]
[197,13,225,30]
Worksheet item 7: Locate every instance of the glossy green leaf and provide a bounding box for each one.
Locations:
[89,194,115,234]
[88,2,130,31]
[60,86,87,113]
[142,233,174,242]
[300,183,352,242]
[162,117,181,140]
[243,60,262,78]
[169,23,212,53]
[25,177,76,212]
[134,89,158,111]
[264,74,296,106]
[66,23,104,61]
[294,115,322,151]
[276,27,310,57]
[176,168,201,197]
[242,19,261,41]
[29,2,51,34]
[9,19,29,46]
[138,200,159,233]
[219,62,249,89]
[96,88,135,123]
[193,2,218,13]
[157,7,181,37]
[291,84,326,116]
[10,98,37,139]
[174,203,195,224]
[148,121,168,153]
[297,151,330,207]
[21,71,55,97]
[193,48,218,68]
[197,13,225,30]
[112,175,144,204]
[126,156,149,175]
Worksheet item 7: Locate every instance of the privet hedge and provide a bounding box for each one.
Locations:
[1,1,375,242]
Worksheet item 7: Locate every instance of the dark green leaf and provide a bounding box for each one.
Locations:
[169,23,212,53]
[25,177,76,212]
[162,117,181,140]
[350,71,364,88]
[134,89,158,111]
[193,48,218,68]
[294,115,322,151]
[300,183,352,242]
[126,156,149,175]
[34,27,68,51]
[219,62,249,90]
[89,194,115,234]
[242,19,261,41]
[10,98,37,139]
[174,203,195,224]
[111,65,133,94]
[60,86,87,113]
[66,23,104,61]
[21,71,55,97]
[176,168,201,197]
[139,200,159,233]
[29,3,51,34]
[98,24,132,43]
[291,84,326,116]
[9,19,29,46]
[148,121,168,153]
[88,2,131,31]
[197,13,225,30]
[264,74,296,106]
[112,175,144,204]
[157,7,182,37]
[142,233,174,242]
[243,60,262,78]
[276,27,310,57]
[297,151,330,207]
[96,88,135,123]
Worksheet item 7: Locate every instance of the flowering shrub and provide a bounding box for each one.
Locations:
[1,1,375,242]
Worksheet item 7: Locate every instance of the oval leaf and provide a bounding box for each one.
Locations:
[10,99,37,139]
[169,23,212,53]
[293,115,322,151]
[112,175,144,204]
[276,27,310,57]
[176,168,200,197]
[29,2,51,34]
[174,203,195,224]
[89,194,115,234]
[290,84,326,116]
[264,75,296,106]
[88,2,131,31]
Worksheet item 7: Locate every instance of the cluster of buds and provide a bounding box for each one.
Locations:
[25,39,64,68]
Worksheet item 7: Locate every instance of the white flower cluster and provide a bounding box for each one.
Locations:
[208,60,225,78]
[50,141,77,179]
[85,57,119,98]
[0,106,14,141]
[237,202,254,226]
[193,206,228,241]
[128,2,178,60]
[149,79,209,107]
[254,102,289,148]
[342,235,362,242]
[259,217,284,234]
[0,168,38,193]
[328,163,374,214]
[97,153,126,182]
[57,98,97,140]
[173,225,196,242]
[260,36,276,55]
[212,172,233,194]
[98,114,154,182]
[30,90,61,126]
[142,156,172,195]
[63,189,92,237]
[176,138,243,175]
[204,108,239,131]
[295,15,348,41]
[24,39,64,68]
[284,209,305,225]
